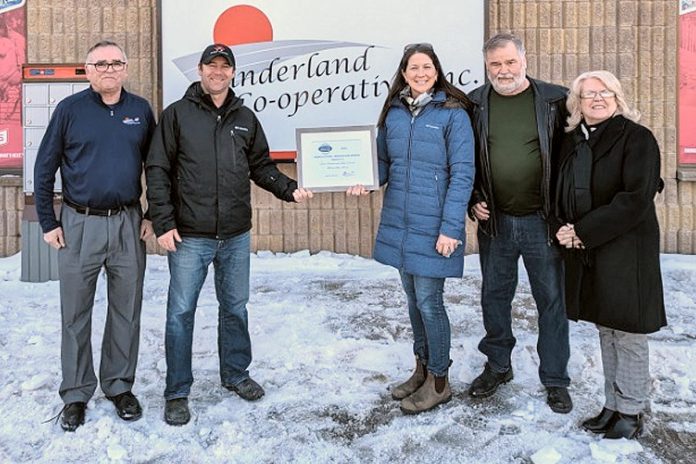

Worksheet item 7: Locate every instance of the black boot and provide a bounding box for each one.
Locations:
[604,412,643,439]
[224,377,265,401]
[581,408,618,434]
[164,398,191,426]
[468,363,513,398]
[546,387,573,414]
[107,391,143,421]
[60,402,86,432]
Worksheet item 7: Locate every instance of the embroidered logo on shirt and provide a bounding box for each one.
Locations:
[122,117,141,125]
[234,126,249,132]
[425,124,440,130]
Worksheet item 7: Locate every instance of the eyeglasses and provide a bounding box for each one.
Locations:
[404,43,434,53]
[580,90,616,100]
[86,61,127,72]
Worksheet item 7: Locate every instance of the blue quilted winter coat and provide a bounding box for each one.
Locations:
[373,91,475,278]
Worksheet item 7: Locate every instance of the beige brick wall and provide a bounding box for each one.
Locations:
[0,177,23,256]
[251,164,381,257]
[0,0,687,257]
[25,0,158,103]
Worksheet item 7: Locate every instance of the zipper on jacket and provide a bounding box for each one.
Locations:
[400,110,417,262]
[215,113,222,238]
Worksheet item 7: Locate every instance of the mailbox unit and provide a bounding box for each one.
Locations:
[21,64,89,282]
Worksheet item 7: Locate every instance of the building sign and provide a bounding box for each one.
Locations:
[0,0,25,172]
[161,1,485,155]
[680,0,696,165]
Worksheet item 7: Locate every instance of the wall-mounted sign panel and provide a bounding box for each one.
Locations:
[160,1,485,156]
[680,2,696,166]
[0,0,26,173]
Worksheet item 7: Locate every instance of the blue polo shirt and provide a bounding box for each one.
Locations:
[34,87,155,232]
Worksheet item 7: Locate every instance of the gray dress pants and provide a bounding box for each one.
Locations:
[598,325,650,415]
[58,204,145,404]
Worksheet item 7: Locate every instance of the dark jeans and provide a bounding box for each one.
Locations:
[399,271,450,376]
[477,212,570,387]
[164,232,252,400]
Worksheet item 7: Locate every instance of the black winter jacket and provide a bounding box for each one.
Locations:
[468,77,568,237]
[146,83,297,239]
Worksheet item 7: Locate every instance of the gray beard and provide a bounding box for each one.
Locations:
[489,73,527,95]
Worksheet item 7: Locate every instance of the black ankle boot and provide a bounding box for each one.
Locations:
[604,412,643,439]
[581,408,618,433]
[60,402,86,432]
[468,363,513,398]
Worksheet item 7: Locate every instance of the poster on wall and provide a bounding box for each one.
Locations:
[680,0,696,165]
[160,1,485,156]
[0,0,25,173]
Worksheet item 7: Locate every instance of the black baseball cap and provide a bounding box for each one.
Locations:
[199,43,235,67]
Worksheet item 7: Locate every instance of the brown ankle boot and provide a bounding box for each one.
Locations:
[400,371,452,415]
[391,357,427,400]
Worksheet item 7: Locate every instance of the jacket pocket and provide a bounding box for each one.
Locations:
[434,170,448,210]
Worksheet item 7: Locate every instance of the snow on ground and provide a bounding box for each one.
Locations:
[0,251,694,463]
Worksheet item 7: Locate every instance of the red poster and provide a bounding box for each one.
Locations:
[680,3,696,164]
[0,1,25,173]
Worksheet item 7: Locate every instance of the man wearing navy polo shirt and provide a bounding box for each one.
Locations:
[34,40,155,432]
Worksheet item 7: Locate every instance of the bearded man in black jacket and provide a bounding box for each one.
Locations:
[467,33,572,414]
[146,44,312,426]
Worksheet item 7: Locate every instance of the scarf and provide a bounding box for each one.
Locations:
[399,87,433,117]
[556,119,611,266]
[556,120,611,223]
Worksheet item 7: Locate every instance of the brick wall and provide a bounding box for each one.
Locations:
[0,0,688,257]
[0,177,22,256]
[250,164,380,257]
[26,0,158,105]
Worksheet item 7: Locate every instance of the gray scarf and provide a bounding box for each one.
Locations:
[399,87,433,117]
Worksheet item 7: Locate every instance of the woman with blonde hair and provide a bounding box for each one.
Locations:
[555,70,666,439]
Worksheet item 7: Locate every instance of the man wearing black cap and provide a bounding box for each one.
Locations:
[146,43,313,425]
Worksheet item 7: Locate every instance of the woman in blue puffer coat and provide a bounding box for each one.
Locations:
[358,43,475,414]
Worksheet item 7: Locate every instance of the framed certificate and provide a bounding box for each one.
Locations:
[295,125,379,193]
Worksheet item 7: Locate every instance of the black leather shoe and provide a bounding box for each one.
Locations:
[107,391,142,421]
[61,402,86,432]
[164,398,190,426]
[224,378,265,401]
[604,412,643,439]
[582,408,618,433]
[546,386,573,414]
[468,363,513,398]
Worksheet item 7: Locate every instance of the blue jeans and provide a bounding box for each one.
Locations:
[399,271,450,376]
[164,232,252,400]
[477,212,570,387]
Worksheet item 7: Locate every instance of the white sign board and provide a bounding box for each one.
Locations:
[161,1,485,152]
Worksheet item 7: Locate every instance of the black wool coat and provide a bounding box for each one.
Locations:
[557,115,666,334]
